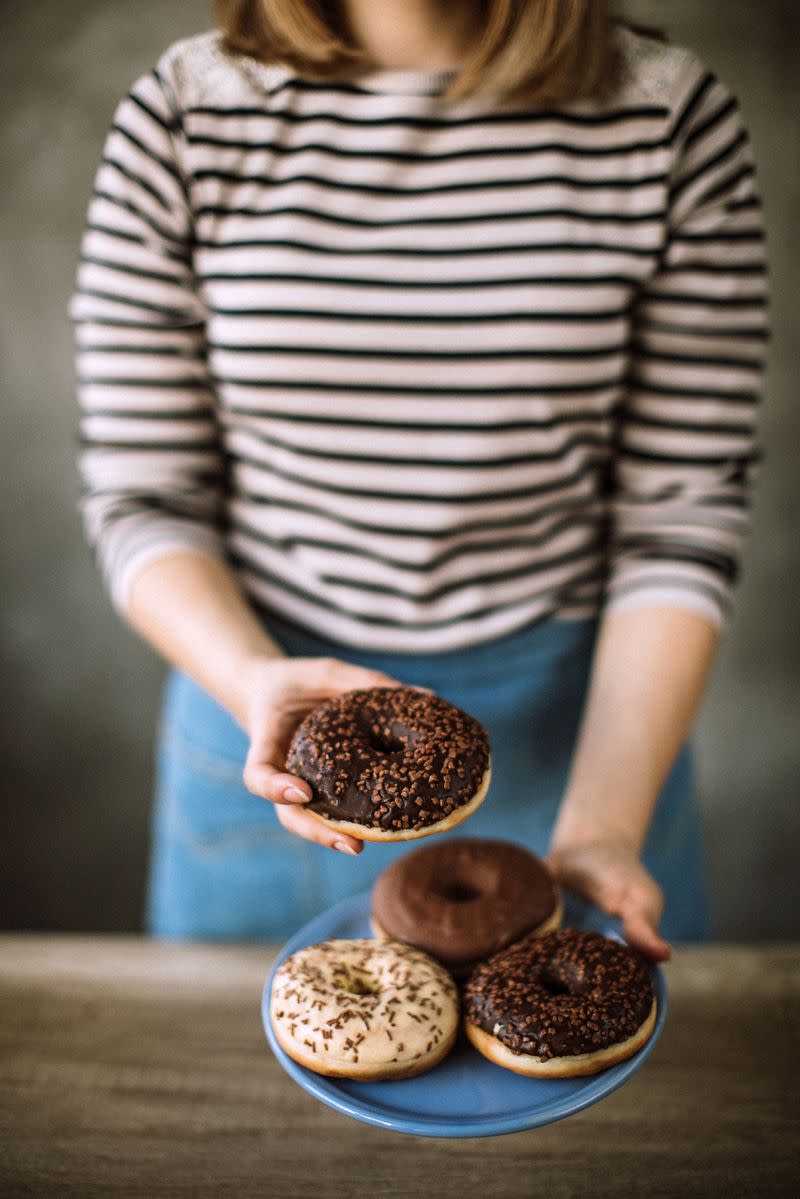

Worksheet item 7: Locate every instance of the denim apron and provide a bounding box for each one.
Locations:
[147,613,712,942]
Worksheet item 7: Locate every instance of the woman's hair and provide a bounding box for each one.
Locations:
[214,0,622,106]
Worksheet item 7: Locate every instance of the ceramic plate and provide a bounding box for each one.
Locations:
[262,889,666,1138]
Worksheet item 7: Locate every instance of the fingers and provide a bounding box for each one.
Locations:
[544,848,672,962]
[243,755,311,806]
[618,884,672,961]
[244,750,364,855]
[313,657,403,696]
[620,905,672,962]
[276,802,363,856]
[244,744,364,855]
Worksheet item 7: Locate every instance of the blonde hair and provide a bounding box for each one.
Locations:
[215,0,620,106]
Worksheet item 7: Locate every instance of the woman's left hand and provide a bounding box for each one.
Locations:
[544,841,672,962]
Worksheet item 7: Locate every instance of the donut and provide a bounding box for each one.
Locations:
[370,838,562,976]
[463,929,656,1078]
[269,938,460,1080]
[285,686,491,842]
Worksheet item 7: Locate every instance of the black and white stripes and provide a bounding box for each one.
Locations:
[72,28,767,651]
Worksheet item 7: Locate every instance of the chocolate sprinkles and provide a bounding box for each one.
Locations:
[286,687,489,831]
[464,929,654,1061]
[271,938,459,1072]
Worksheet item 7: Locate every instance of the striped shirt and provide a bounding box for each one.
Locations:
[72,27,768,653]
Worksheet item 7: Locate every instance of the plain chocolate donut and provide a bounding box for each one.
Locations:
[463,928,656,1077]
[286,686,491,842]
[371,838,562,974]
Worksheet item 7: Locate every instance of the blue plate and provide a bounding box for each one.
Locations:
[262,890,666,1138]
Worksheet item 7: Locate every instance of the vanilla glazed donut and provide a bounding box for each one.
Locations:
[269,938,460,1080]
[463,929,657,1078]
[285,686,491,842]
[370,838,562,976]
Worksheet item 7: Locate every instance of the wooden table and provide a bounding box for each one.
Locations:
[0,938,797,1197]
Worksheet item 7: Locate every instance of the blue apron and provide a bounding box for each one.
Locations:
[147,613,712,942]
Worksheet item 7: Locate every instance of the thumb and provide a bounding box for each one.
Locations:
[620,907,672,962]
[618,891,672,962]
[543,851,564,880]
[314,658,404,696]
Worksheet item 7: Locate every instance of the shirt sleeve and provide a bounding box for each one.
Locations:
[71,65,226,612]
[605,61,768,628]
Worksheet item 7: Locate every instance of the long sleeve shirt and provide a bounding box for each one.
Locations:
[72,26,768,653]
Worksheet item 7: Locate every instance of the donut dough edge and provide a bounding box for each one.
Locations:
[271,1007,458,1080]
[464,996,657,1078]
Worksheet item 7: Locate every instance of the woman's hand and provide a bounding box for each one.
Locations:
[125,553,404,856]
[241,656,402,856]
[545,840,672,962]
[543,606,718,962]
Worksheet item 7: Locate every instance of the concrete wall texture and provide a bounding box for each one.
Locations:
[1,1,798,937]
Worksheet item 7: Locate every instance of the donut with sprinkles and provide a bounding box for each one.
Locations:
[270,938,460,1079]
[286,686,491,841]
[463,928,657,1077]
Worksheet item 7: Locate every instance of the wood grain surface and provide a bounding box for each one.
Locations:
[0,938,798,1198]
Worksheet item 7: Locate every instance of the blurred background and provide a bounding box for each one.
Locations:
[1,0,797,938]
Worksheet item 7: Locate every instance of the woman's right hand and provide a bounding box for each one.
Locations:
[241,656,402,856]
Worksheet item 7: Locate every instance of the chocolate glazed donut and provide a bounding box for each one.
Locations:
[371,839,562,975]
[463,929,657,1077]
[286,687,491,842]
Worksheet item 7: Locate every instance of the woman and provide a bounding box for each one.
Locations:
[72,0,767,955]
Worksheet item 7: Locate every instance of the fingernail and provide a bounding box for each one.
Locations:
[283,786,309,803]
[333,840,360,856]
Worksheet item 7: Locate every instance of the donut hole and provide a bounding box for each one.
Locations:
[332,966,381,997]
[540,972,572,997]
[440,882,481,904]
[540,963,586,998]
[362,719,406,757]
[367,730,404,756]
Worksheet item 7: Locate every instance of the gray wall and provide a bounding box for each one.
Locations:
[1,1,797,937]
